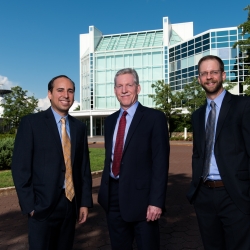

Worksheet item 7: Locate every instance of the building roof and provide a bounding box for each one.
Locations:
[95,30,163,51]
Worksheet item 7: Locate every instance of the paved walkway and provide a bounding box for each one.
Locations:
[0,141,204,250]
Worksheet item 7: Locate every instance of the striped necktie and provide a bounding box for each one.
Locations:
[112,111,128,177]
[61,118,75,201]
[203,101,216,182]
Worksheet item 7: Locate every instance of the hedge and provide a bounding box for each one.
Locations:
[0,137,15,170]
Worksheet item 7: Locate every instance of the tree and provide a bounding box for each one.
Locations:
[181,78,236,116]
[233,5,250,95]
[149,80,182,133]
[149,76,236,133]
[73,105,80,111]
[0,86,40,132]
[172,78,236,131]
[181,78,206,116]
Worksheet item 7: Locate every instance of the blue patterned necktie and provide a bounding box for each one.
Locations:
[203,101,216,182]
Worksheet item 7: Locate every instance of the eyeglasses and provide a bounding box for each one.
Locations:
[199,70,221,77]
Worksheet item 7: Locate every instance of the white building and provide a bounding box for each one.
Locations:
[71,17,249,136]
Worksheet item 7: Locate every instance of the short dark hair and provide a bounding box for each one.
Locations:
[198,55,224,73]
[48,75,75,92]
[114,68,139,86]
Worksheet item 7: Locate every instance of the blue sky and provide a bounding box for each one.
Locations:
[0,0,249,110]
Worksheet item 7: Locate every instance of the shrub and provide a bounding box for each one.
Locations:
[170,136,193,141]
[0,133,15,139]
[170,136,184,141]
[0,137,15,170]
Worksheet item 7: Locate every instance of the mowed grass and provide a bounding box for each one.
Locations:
[0,148,105,188]
[0,170,14,188]
[89,148,105,172]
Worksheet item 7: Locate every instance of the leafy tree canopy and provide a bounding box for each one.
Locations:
[181,78,206,116]
[149,80,182,116]
[149,77,236,132]
[149,80,187,132]
[0,86,39,132]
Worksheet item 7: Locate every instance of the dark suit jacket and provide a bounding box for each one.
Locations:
[187,91,250,214]
[98,103,169,222]
[12,108,93,220]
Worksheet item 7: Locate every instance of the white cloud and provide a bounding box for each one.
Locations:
[0,75,14,89]
[38,96,51,110]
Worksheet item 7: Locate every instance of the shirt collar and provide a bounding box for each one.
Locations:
[120,101,139,117]
[50,107,68,123]
[206,89,226,109]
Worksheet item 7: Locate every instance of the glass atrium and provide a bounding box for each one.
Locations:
[75,17,249,136]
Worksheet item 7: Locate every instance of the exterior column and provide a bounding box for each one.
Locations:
[90,115,93,138]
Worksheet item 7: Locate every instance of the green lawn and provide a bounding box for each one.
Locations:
[89,148,105,172]
[0,148,105,188]
[0,170,13,188]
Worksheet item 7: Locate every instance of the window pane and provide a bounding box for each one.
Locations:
[115,55,123,69]
[188,55,195,67]
[218,48,230,59]
[217,37,229,42]
[216,31,228,36]
[96,56,105,69]
[152,51,162,65]
[133,53,142,67]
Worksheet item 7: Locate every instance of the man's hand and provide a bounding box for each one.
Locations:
[146,205,162,222]
[78,207,88,224]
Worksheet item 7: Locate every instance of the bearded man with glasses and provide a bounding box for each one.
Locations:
[187,55,250,249]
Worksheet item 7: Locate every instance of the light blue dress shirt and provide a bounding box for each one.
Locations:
[205,90,226,180]
[51,107,71,140]
[110,101,139,179]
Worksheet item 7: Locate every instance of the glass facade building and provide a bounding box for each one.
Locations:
[168,29,249,94]
[72,17,249,136]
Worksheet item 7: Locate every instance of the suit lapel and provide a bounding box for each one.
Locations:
[215,91,232,141]
[68,115,76,166]
[44,108,63,157]
[198,105,206,154]
[123,104,144,154]
[106,111,120,159]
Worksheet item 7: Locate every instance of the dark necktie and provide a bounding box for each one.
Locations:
[203,101,216,182]
[112,111,128,177]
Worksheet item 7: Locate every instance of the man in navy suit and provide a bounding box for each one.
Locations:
[12,75,93,250]
[98,68,169,250]
[187,55,250,249]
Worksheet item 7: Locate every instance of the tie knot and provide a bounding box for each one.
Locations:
[61,118,66,124]
[210,101,216,109]
[122,111,128,117]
